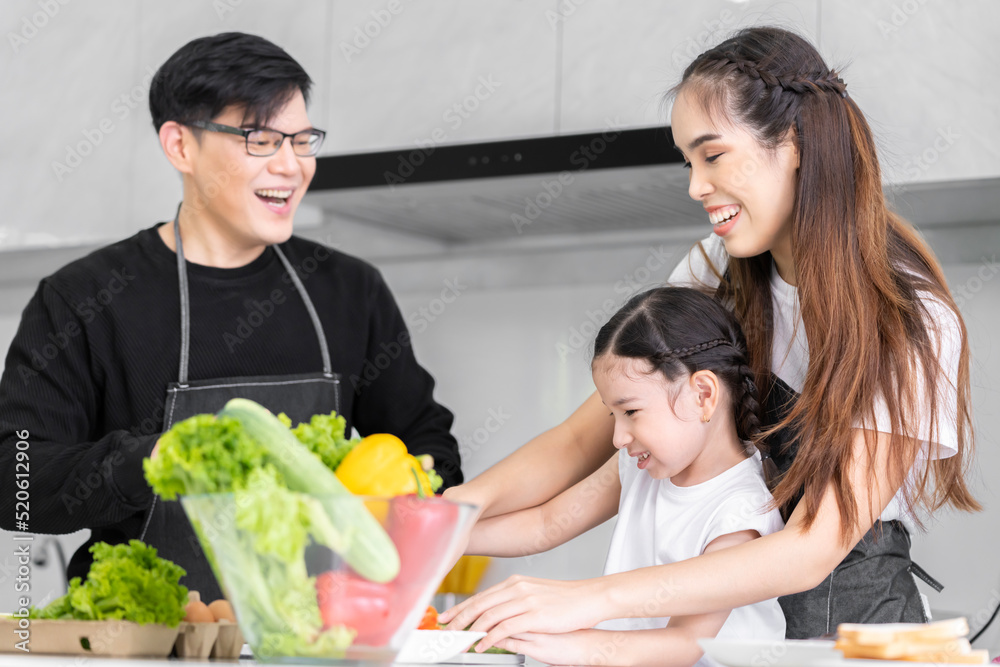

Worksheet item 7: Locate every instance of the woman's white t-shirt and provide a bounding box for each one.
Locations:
[599,450,786,666]
[667,235,962,522]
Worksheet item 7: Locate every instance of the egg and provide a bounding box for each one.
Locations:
[184,600,215,623]
[208,599,236,623]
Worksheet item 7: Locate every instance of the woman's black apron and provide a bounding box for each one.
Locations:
[764,376,942,638]
[137,216,342,601]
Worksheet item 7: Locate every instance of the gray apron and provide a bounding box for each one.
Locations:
[763,375,942,638]
[138,213,341,601]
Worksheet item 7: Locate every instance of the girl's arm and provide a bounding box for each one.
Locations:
[444,429,906,648]
[491,529,763,667]
[442,391,615,520]
[466,454,621,557]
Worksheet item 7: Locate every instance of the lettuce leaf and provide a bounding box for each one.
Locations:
[427,468,444,493]
[279,411,360,472]
[30,540,187,626]
[144,414,273,499]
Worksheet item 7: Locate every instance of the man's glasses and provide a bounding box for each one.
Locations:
[188,120,326,157]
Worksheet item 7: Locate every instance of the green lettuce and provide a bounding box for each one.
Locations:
[30,540,187,626]
[278,411,360,471]
[144,414,271,499]
[421,459,444,493]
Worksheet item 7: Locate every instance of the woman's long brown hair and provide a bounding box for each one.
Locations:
[673,27,979,542]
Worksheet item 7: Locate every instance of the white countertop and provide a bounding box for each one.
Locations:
[0,657,252,666]
[0,658,544,667]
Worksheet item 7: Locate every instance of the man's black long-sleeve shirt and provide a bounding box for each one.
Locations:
[0,224,462,561]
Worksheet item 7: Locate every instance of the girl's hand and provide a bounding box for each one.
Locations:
[491,630,612,667]
[440,575,607,651]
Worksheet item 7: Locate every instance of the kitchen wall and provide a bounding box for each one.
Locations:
[1,0,999,651]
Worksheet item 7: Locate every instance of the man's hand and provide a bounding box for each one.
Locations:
[150,438,161,460]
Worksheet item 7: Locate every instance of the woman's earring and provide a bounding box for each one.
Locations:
[701,414,711,423]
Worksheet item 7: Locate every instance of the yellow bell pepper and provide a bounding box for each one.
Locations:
[437,555,491,595]
[335,433,433,497]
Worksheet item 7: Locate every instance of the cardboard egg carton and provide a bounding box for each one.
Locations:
[174,590,245,659]
[0,616,180,656]
[173,619,244,659]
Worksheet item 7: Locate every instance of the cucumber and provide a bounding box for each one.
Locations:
[219,398,400,583]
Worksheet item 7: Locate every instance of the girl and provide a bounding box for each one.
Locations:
[442,26,978,648]
[466,287,785,667]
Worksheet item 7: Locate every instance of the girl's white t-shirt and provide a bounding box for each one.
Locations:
[599,450,786,666]
[667,235,962,522]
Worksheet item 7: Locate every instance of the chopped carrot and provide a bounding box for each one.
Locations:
[418,605,439,630]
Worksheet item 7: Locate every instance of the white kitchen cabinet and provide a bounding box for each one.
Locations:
[821,0,1000,183]
[325,1,558,153]
[558,0,819,134]
[0,1,141,249]
[559,0,1000,184]
[1,1,996,253]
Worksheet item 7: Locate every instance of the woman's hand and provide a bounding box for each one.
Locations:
[441,575,608,651]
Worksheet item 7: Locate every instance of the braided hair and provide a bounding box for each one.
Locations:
[593,287,763,450]
[719,54,847,98]
[668,26,849,159]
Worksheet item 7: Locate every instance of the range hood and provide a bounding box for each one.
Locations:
[303,127,1000,244]
[305,127,701,243]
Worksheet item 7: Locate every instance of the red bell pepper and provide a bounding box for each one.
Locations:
[388,495,459,589]
[315,497,460,646]
[385,496,459,615]
[315,570,395,646]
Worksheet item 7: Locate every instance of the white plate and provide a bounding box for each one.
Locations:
[698,638,840,667]
[396,630,487,664]
[821,661,993,667]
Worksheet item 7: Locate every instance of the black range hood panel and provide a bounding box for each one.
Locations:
[311,127,683,191]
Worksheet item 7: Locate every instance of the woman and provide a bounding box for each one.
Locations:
[442,26,978,654]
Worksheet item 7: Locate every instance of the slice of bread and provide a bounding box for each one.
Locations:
[834,617,988,664]
[837,617,969,645]
[835,637,971,660]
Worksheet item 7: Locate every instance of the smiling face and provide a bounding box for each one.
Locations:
[183,90,316,251]
[593,355,712,484]
[670,86,799,264]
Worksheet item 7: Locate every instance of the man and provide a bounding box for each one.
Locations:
[0,32,462,600]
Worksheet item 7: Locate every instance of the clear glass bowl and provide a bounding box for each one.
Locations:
[181,492,476,663]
